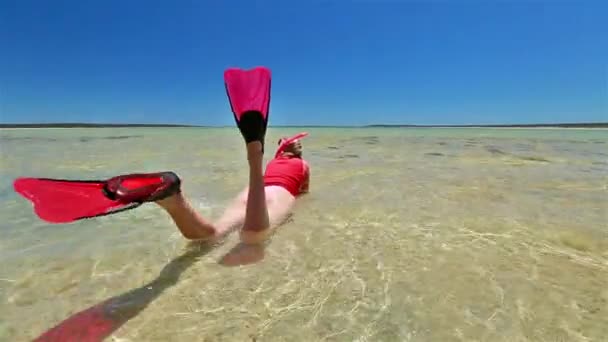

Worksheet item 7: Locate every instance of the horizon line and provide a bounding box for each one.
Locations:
[1,122,607,128]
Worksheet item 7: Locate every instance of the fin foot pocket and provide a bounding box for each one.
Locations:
[104,171,182,203]
[236,110,267,149]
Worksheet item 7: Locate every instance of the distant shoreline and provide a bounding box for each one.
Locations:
[0,122,607,128]
[0,123,197,128]
[365,123,608,128]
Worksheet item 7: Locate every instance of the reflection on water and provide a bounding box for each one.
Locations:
[1,127,607,341]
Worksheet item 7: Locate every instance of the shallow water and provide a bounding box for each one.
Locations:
[1,127,607,341]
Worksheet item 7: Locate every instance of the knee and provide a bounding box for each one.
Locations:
[183,232,201,240]
[182,232,203,240]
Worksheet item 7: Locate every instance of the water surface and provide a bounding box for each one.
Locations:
[1,127,607,341]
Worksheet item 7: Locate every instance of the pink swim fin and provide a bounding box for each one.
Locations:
[224,67,272,150]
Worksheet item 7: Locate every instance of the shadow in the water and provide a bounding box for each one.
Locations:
[218,242,266,267]
[218,215,294,267]
[33,242,218,342]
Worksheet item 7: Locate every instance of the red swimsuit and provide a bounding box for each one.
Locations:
[263,155,310,196]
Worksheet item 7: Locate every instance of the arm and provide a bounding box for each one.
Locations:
[299,161,310,194]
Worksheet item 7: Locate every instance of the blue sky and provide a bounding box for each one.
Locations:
[1,0,606,126]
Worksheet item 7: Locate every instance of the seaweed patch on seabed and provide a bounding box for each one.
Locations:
[570,150,607,158]
[485,146,508,155]
[78,135,143,142]
[464,139,480,147]
[517,155,551,163]
[484,145,551,163]
[0,136,58,142]
[105,135,143,140]
[514,143,534,152]
[339,154,359,159]
[343,136,379,145]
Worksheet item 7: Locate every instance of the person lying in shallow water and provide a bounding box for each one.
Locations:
[13,67,310,246]
[156,134,310,245]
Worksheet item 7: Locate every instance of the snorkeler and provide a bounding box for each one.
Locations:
[156,132,309,245]
[13,67,310,245]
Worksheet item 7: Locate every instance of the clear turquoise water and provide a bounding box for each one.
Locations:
[1,127,607,341]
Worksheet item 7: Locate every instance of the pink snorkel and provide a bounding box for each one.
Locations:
[274,132,309,158]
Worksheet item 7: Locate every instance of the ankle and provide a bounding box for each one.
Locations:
[155,193,185,211]
[240,228,270,245]
[246,141,263,157]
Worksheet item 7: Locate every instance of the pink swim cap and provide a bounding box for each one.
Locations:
[275,132,309,158]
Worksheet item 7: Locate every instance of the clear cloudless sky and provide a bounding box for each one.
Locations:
[1,0,606,126]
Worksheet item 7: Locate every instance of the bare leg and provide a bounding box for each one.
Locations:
[215,185,296,233]
[240,142,271,244]
[155,142,273,244]
[212,188,248,236]
[156,192,217,241]
[219,186,296,266]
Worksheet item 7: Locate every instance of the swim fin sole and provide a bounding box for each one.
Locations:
[224,66,271,149]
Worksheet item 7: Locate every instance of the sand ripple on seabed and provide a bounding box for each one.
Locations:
[1,128,608,342]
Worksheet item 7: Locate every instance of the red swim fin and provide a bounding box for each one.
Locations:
[13,172,181,224]
[224,66,272,148]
